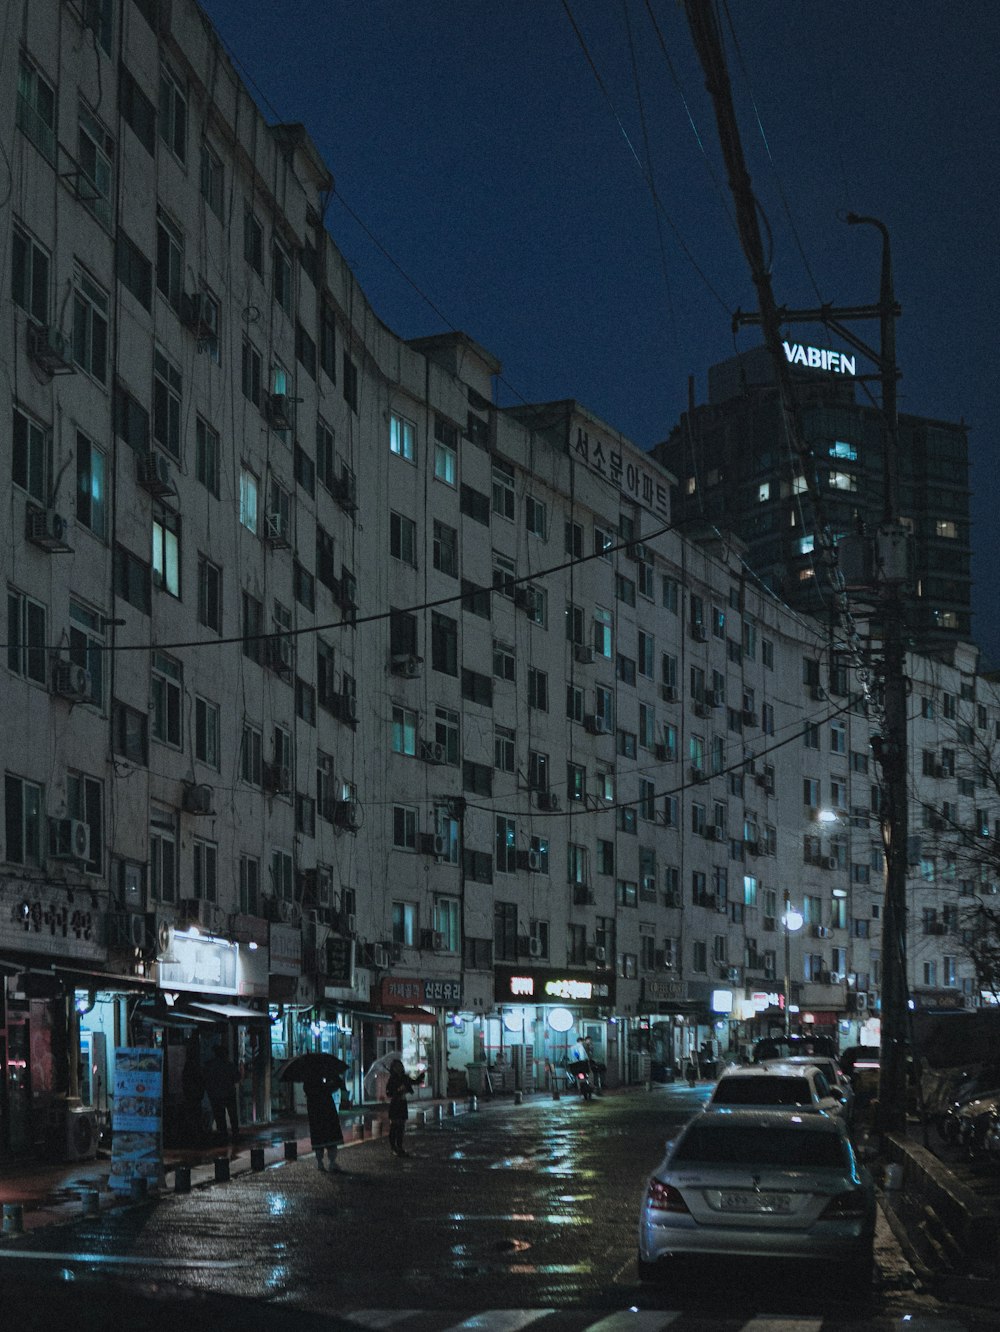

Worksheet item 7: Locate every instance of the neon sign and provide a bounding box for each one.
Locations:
[782,342,855,377]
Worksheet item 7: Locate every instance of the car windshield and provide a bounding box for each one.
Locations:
[673,1124,846,1168]
[712,1076,814,1106]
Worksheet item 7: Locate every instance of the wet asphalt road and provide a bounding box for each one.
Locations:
[0,1085,992,1329]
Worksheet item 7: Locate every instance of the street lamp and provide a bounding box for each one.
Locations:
[781,893,804,1038]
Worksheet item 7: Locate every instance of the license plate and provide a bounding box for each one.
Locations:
[718,1191,791,1214]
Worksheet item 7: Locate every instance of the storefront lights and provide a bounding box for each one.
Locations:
[547,1006,574,1032]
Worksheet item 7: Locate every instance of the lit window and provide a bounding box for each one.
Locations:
[829,440,857,461]
[239,467,259,533]
[828,470,856,491]
[935,520,958,539]
[390,413,416,461]
[758,482,770,502]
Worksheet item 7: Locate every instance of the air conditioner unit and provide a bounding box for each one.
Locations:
[52,661,92,701]
[744,838,761,856]
[691,623,707,642]
[137,450,174,497]
[336,569,358,610]
[65,1105,99,1162]
[528,937,543,958]
[594,945,608,963]
[27,322,74,374]
[574,644,595,665]
[345,912,357,936]
[373,944,389,969]
[391,654,423,678]
[754,772,769,789]
[264,513,290,548]
[710,825,725,842]
[536,790,560,812]
[742,708,757,726]
[693,701,710,719]
[584,714,608,735]
[660,684,678,703]
[626,542,648,562]
[824,856,838,871]
[513,586,534,612]
[153,916,176,956]
[420,739,447,765]
[851,991,869,1012]
[25,504,73,552]
[432,932,446,951]
[49,817,91,863]
[279,899,301,924]
[813,925,831,939]
[182,783,214,815]
[810,685,827,701]
[263,762,291,795]
[266,393,293,430]
[334,799,360,831]
[182,291,218,340]
[527,849,542,872]
[816,970,833,985]
[109,911,147,950]
[336,692,359,724]
[710,690,725,708]
[689,766,705,783]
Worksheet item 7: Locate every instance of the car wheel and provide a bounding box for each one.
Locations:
[841,1252,873,1292]
[636,1253,663,1282]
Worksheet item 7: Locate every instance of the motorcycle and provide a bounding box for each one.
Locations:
[575,1070,594,1101]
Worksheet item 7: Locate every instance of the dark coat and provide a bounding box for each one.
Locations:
[386,1070,416,1122]
[304,1078,344,1147]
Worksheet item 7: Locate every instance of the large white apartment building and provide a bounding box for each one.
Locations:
[1,0,996,1158]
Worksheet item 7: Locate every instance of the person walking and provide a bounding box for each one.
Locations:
[180,1031,208,1145]
[203,1040,240,1142]
[304,1073,344,1171]
[385,1058,423,1157]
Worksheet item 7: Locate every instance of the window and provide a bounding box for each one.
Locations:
[150,809,177,904]
[495,725,515,773]
[638,559,654,600]
[272,237,293,315]
[594,607,613,658]
[616,574,636,606]
[7,589,47,684]
[152,506,180,598]
[433,417,457,484]
[461,668,492,706]
[151,652,182,747]
[391,413,416,461]
[158,63,187,162]
[566,684,583,722]
[493,640,515,682]
[239,467,259,534]
[240,724,262,785]
[431,613,458,676]
[296,794,316,838]
[113,700,147,765]
[271,850,294,902]
[16,54,56,162]
[492,461,515,519]
[13,407,48,504]
[595,685,614,730]
[619,731,637,760]
[317,299,336,380]
[120,67,155,153]
[156,209,183,312]
[638,704,656,750]
[200,141,224,218]
[433,520,458,577]
[594,525,614,560]
[392,706,417,757]
[194,697,220,768]
[392,901,417,947]
[293,561,315,612]
[390,511,417,566]
[5,774,43,866]
[115,386,149,454]
[528,668,548,711]
[72,268,109,382]
[295,678,316,727]
[528,751,549,792]
[153,348,182,457]
[243,208,263,273]
[567,762,586,803]
[68,600,103,706]
[617,655,636,686]
[241,338,262,408]
[77,104,114,229]
[567,844,589,885]
[565,521,584,558]
[239,855,260,914]
[342,353,358,411]
[638,630,654,678]
[393,805,417,850]
[494,901,518,962]
[195,417,221,497]
[12,223,49,324]
[114,544,151,614]
[525,495,547,538]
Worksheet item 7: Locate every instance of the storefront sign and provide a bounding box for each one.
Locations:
[237,942,268,998]
[2,881,104,962]
[782,342,856,376]
[157,931,237,995]
[912,989,967,1011]
[325,936,355,988]
[751,991,784,1012]
[572,426,670,519]
[380,976,463,1008]
[643,977,683,1002]
[269,923,302,976]
[494,966,615,1009]
[109,1047,163,1194]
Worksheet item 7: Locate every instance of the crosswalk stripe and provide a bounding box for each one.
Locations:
[439,1312,556,1332]
[344,1312,427,1329]
[740,1319,823,1332]
[585,1313,682,1331]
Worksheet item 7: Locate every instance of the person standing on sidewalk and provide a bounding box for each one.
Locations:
[304,1073,344,1171]
[203,1040,240,1143]
[385,1059,423,1157]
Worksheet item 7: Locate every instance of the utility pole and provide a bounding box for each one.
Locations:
[684,3,910,1132]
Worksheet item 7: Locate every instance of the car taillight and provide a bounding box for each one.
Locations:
[820,1190,867,1219]
[646,1178,689,1213]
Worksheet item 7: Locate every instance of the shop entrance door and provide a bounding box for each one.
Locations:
[6,1019,32,1154]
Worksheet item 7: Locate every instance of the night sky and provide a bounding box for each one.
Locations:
[196,0,1000,666]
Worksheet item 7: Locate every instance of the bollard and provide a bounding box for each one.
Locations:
[552,1085,560,1100]
[644,1079,653,1093]
[81,1188,101,1217]
[174,1165,192,1193]
[214,1157,230,1183]
[129,1176,148,1202]
[283,1139,298,1162]
[514,1090,523,1106]
[448,1100,459,1116]
[3,1203,24,1235]
[250,1146,265,1171]
[468,1094,478,1112]
[433,1104,444,1124]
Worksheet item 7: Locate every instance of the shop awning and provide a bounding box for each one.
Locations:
[136,1005,218,1028]
[393,1009,439,1026]
[186,1001,271,1023]
[56,965,157,993]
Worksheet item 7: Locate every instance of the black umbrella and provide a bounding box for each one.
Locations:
[565,1058,606,1076]
[279,1052,348,1083]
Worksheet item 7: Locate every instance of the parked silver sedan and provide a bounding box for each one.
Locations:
[637,1110,875,1280]
[705,1063,848,1124]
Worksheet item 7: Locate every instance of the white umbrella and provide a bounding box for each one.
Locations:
[362,1051,401,1100]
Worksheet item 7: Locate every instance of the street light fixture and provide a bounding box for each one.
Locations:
[782,893,804,1038]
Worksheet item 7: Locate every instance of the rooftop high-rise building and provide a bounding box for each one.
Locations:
[652,346,972,651]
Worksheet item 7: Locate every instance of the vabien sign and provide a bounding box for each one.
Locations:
[782,342,856,376]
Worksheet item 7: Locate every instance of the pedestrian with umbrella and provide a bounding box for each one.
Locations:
[385,1057,424,1157]
[279,1053,348,1171]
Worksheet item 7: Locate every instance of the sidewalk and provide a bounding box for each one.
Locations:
[0,1090,482,1237]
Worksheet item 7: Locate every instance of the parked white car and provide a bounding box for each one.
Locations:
[704,1064,849,1123]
